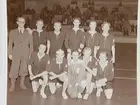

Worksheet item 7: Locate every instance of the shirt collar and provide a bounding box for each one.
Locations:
[18,27,25,33]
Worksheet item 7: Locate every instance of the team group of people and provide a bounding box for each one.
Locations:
[8,16,115,100]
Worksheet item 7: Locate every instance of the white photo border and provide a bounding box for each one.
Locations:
[0,0,139,105]
[0,0,7,105]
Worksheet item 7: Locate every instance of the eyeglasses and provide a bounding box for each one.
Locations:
[18,21,25,24]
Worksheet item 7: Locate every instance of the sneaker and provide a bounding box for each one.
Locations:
[83,94,89,100]
[78,93,82,98]
[62,92,68,99]
[40,92,47,99]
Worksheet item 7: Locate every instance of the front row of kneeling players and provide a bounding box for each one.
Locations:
[28,44,114,100]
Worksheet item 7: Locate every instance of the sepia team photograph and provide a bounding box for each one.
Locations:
[0,0,140,105]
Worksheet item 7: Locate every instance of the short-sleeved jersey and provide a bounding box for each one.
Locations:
[85,32,100,48]
[65,29,85,51]
[32,30,49,51]
[96,34,115,51]
[47,58,68,74]
[28,52,50,75]
[95,61,114,82]
[48,31,66,58]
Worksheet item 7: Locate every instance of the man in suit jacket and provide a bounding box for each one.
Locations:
[8,16,33,92]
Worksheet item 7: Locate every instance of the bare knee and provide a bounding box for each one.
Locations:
[42,74,48,85]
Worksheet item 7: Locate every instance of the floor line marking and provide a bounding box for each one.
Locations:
[114,77,136,80]
[115,68,136,71]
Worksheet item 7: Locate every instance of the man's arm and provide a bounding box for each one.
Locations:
[85,66,97,76]
[94,46,99,59]
[47,40,50,54]
[64,32,71,53]
[46,32,50,54]
[29,34,33,58]
[111,39,115,63]
[28,65,33,76]
[8,31,14,58]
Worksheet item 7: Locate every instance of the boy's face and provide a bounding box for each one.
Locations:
[17,18,25,28]
[54,23,61,31]
[72,52,79,61]
[99,53,107,61]
[36,21,44,30]
[73,19,80,27]
[102,23,110,32]
[89,22,96,30]
[38,44,46,54]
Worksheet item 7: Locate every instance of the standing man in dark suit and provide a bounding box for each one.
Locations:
[8,16,33,92]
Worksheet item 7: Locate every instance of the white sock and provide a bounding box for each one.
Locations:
[49,83,56,94]
[78,93,82,98]
[83,93,89,100]
[62,92,68,99]
[96,88,103,97]
[40,91,47,98]
[32,82,39,92]
[89,82,96,94]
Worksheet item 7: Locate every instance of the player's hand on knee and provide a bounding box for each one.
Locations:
[110,57,115,63]
[67,49,71,53]
[30,74,34,80]
[49,76,56,80]
[9,55,12,60]
[49,72,55,76]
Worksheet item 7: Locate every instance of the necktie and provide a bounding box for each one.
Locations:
[20,29,23,34]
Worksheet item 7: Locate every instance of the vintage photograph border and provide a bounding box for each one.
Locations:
[0,0,140,105]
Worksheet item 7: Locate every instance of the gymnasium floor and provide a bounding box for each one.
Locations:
[7,43,137,105]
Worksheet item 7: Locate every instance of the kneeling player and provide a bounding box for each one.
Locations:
[82,47,97,100]
[48,49,69,99]
[67,51,87,99]
[28,44,50,98]
[95,50,114,99]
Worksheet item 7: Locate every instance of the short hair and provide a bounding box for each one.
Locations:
[36,19,44,23]
[96,49,109,60]
[99,51,107,56]
[38,43,46,47]
[16,16,25,21]
[72,50,80,55]
[101,21,111,28]
[56,49,64,55]
[83,47,92,54]
[89,20,97,24]
[54,21,62,25]
[73,17,81,22]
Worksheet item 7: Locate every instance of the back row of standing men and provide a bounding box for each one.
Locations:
[8,16,115,100]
